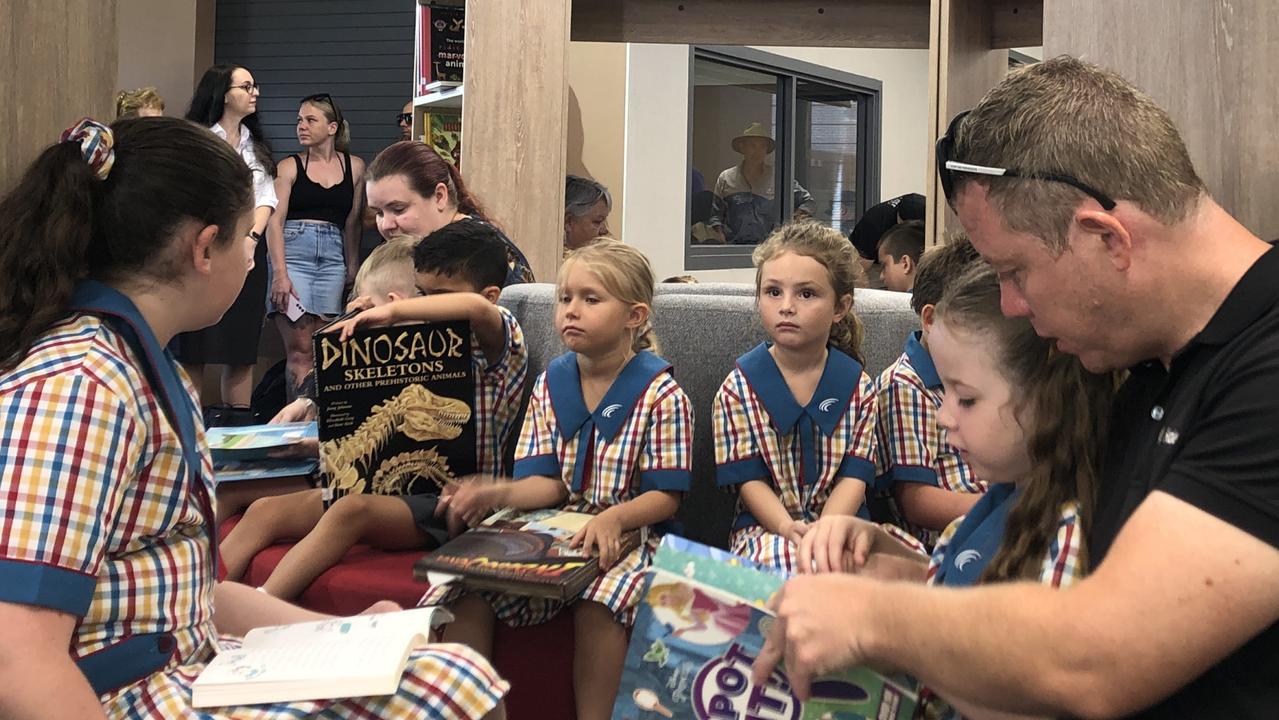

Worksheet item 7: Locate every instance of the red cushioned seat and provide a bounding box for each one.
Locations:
[220,516,577,719]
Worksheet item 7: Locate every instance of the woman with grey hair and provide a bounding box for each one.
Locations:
[564,174,612,250]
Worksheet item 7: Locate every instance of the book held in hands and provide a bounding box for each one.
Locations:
[312,319,476,506]
[415,507,641,601]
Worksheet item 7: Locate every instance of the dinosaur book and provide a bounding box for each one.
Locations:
[415,508,641,601]
[313,319,476,505]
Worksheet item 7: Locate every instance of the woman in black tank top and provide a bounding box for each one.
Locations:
[266,94,366,398]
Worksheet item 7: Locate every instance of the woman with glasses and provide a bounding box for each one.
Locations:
[172,64,277,425]
[267,93,365,399]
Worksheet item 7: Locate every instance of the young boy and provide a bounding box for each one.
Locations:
[219,224,528,598]
[876,220,925,293]
[874,233,986,550]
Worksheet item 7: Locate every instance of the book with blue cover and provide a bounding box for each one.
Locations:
[611,536,918,720]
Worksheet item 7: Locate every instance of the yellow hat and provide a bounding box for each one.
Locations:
[731,122,775,154]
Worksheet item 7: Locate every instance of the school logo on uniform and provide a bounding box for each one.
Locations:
[817,397,839,413]
[601,403,624,418]
[954,549,982,571]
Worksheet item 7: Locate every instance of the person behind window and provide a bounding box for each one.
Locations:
[114,87,165,119]
[564,174,612,252]
[708,122,817,245]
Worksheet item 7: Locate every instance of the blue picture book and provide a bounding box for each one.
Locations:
[611,536,918,720]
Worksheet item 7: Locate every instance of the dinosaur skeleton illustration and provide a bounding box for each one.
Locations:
[321,384,471,498]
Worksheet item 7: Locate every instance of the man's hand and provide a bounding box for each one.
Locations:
[752,573,871,699]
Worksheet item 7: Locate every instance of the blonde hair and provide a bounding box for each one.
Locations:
[752,222,866,364]
[115,87,165,119]
[352,235,420,301]
[952,56,1206,252]
[558,239,659,355]
[301,96,351,153]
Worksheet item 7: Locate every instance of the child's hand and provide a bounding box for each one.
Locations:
[780,518,809,547]
[345,295,376,314]
[438,477,502,528]
[332,304,396,342]
[570,510,625,570]
[271,397,316,424]
[797,515,878,574]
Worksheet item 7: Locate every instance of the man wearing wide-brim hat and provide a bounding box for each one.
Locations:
[709,122,817,245]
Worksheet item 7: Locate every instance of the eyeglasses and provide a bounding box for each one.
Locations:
[396,112,413,125]
[302,93,344,127]
[935,110,1116,211]
[231,82,261,95]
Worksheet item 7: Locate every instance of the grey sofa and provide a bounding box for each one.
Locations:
[498,282,918,547]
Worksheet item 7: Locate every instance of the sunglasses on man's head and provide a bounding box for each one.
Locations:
[935,110,1117,210]
[396,112,413,125]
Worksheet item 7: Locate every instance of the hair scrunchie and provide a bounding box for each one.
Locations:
[60,117,115,181]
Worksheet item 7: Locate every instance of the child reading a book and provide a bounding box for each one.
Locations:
[219,222,527,598]
[712,222,878,575]
[0,117,506,719]
[796,262,1116,717]
[431,239,694,720]
[874,235,985,550]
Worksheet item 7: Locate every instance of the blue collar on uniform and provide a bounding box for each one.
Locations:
[932,483,1018,587]
[67,281,214,557]
[737,342,863,487]
[904,330,942,389]
[546,350,672,492]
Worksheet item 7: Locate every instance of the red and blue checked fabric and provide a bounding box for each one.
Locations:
[473,306,527,477]
[450,354,693,627]
[0,315,506,719]
[712,350,878,575]
[926,499,1084,588]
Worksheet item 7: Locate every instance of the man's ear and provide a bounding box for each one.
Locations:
[190,224,222,276]
[901,255,916,275]
[1075,207,1132,272]
[481,285,502,304]
[920,303,936,333]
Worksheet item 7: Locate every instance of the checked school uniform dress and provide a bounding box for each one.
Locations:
[875,331,985,548]
[422,351,693,626]
[714,343,878,574]
[400,307,527,541]
[0,282,508,720]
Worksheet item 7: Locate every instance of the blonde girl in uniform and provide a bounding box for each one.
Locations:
[712,221,878,574]
[438,239,693,720]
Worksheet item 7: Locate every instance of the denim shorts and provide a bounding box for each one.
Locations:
[267,220,346,317]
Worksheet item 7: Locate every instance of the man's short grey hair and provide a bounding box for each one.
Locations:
[565,175,612,218]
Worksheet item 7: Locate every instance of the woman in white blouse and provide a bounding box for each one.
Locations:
[172,64,278,423]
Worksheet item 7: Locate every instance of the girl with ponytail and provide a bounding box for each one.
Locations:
[267,92,366,399]
[439,239,692,719]
[711,221,878,575]
[365,140,534,286]
[0,116,510,718]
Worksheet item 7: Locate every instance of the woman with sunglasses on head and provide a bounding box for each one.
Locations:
[267,93,365,399]
[172,64,277,425]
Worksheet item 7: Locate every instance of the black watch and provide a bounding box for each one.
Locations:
[249,230,266,242]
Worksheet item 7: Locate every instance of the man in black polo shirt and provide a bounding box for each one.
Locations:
[752,56,1279,718]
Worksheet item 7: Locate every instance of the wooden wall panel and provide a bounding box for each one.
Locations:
[989,0,1042,49]
[1045,0,1279,242]
[572,0,933,49]
[1,0,118,193]
[924,0,1007,245]
[461,0,571,281]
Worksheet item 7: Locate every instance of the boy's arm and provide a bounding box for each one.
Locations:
[495,475,570,511]
[379,294,507,363]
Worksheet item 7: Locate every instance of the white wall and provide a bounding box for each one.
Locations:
[620,44,931,282]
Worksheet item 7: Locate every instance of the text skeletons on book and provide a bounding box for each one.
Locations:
[314,319,476,504]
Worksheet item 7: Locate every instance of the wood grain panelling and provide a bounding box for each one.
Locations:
[214,0,414,163]
[1,0,118,192]
[924,0,1006,245]
[1046,0,1279,241]
[461,0,571,282]
[573,0,933,48]
[989,0,1041,49]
